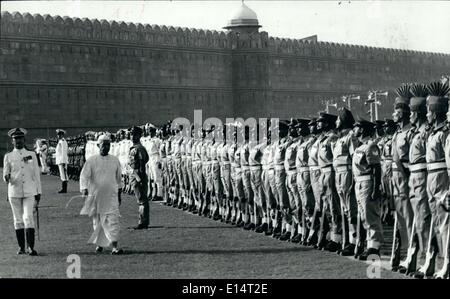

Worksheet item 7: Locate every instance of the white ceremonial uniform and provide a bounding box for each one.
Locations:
[56,137,69,181]
[3,148,42,229]
[80,154,124,247]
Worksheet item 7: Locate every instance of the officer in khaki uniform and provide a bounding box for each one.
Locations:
[391,84,415,270]
[399,83,431,275]
[261,125,277,236]
[334,108,359,256]
[415,81,450,279]
[240,126,255,229]
[352,117,384,260]
[317,112,341,252]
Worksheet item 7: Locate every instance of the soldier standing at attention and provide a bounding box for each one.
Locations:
[414,81,450,279]
[334,108,359,256]
[316,112,341,252]
[3,128,41,256]
[352,118,383,260]
[380,119,396,226]
[128,126,150,230]
[56,129,69,194]
[391,84,415,271]
[399,83,431,275]
[295,119,316,245]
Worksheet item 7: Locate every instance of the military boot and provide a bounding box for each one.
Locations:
[15,229,25,255]
[25,228,37,256]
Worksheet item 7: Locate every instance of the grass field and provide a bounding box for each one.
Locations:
[0,172,418,279]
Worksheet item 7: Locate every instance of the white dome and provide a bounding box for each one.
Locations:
[225,3,261,28]
[229,3,258,21]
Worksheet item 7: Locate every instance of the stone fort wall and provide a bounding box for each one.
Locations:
[1,11,450,161]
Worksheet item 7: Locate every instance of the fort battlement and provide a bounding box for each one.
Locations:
[1,11,450,163]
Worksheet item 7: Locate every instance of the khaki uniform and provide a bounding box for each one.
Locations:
[334,129,359,245]
[273,138,291,210]
[392,123,415,249]
[307,135,323,240]
[285,137,302,224]
[318,131,341,243]
[352,138,384,249]
[261,144,276,211]
[427,123,450,255]
[219,143,232,200]
[409,123,431,251]
[249,143,265,217]
[296,136,316,218]
[240,142,253,205]
[380,135,395,217]
[128,143,150,226]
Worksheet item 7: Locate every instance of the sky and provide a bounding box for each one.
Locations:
[1,0,450,54]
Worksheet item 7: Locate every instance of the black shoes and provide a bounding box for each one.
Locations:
[133,224,148,230]
[58,181,68,193]
[17,248,26,255]
[325,241,340,253]
[340,244,356,256]
[96,246,103,253]
[358,248,380,261]
[279,232,291,241]
[111,248,124,255]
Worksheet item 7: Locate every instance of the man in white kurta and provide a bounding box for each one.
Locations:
[80,135,124,254]
[56,129,69,193]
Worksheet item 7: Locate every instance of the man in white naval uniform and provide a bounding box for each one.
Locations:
[3,128,42,256]
[56,129,69,193]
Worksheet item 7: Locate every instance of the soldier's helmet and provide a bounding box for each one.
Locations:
[426,81,450,114]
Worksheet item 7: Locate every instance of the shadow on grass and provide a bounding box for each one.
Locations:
[126,225,237,230]
[122,247,313,255]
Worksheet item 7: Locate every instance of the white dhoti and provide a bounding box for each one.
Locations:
[88,212,120,247]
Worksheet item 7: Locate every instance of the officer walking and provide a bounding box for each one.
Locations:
[3,128,42,256]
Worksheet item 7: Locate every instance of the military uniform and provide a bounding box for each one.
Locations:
[392,122,415,252]
[249,142,265,231]
[334,128,359,251]
[128,127,150,228]
[352,135,384,254]
[307,133,323,245]
[240,140,254,227]
[284,136,302,238]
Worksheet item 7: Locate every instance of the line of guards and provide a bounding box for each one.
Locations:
[46,81,449,279]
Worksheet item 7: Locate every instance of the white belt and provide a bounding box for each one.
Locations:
[335,165,351,173]
[212,160,219,164]
[355,175,372,182]
[232,163,240,168]
[274,164,285,171]
[321,167,334,173]
[427,162,447,171]
[242,165,250,171]
[222,161,231,165]
[309,166,320,171]
[392,162,409,170]
[298,166,310,173]
[250,165,261,171]
[409,163,427,172]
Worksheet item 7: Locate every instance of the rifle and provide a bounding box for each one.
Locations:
[434,214,449,279]
[340,202,347,253]
[415,214,437,279]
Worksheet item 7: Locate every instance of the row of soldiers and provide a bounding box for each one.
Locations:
[81,81,449,279]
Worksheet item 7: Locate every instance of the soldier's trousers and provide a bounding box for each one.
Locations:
[149,154,162,197]
[381,161,394,212]
[250,166,264,217]
[232,167,245,201]
[174,158,183,189]
[320,169,342,243]
[242,168,253,206]
[355,178,384,249]
[309,169,322,235]
[9,196,35,229]
[204,161,213,195]
[392,170,414,250]
[286,170,301,224]
[427,170,450,256]
[220,163,232,200]
[211,161,223,205]
[161,158,168,200]
[409,170,431,252]
[335,168,357,245]
[274,168,289,208]
[262,168,277,212]
[297,169,315,218]
[133,178,149,226]
[181,157,191,194]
